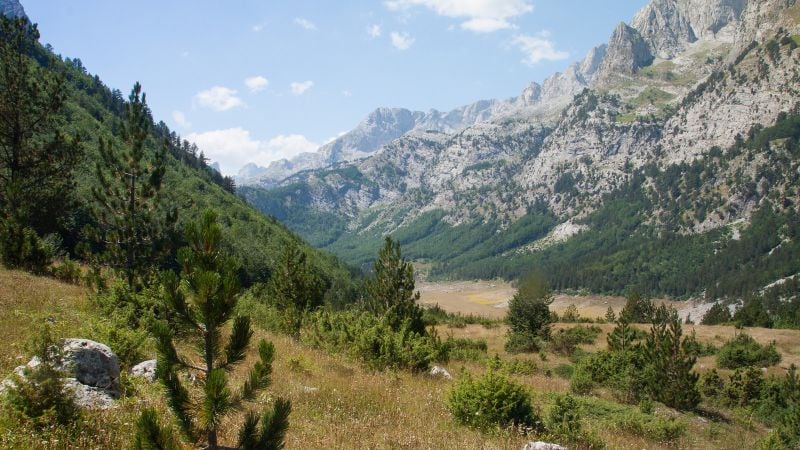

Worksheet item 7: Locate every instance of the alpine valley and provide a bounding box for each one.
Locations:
[241,0,800,301]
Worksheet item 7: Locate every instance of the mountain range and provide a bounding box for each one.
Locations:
[241,0,800,300]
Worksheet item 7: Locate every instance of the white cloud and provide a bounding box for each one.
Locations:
[461,17,513,33]
[341,89,352,97]
[172,110,191,128]
[390,31,415,50]
[245,75,269,93]
[252,24,264,32]
[294,17,317,30]
[385,0,532,33]
[367,24,382,38]
[194,86,244,112]
[290,80,314,95]
[512,32,569,65]
[186,128,319,176]
[180,51,190,58]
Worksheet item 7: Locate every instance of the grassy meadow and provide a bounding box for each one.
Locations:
[1,269,798,448]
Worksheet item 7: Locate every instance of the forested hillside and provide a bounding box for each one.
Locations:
[2,17,354,290]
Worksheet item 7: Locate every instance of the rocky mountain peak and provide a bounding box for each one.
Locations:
[0,0,26,18]
[598,22,654,78]
[518,82,542,106]
[632,0,697,58]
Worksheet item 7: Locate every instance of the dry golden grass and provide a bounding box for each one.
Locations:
[0,271,797,449]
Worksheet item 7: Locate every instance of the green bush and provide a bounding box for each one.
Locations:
[546,394,604,448]
[698,369,725,399]
[717,333,781,369]
[51,257,82,284]
[724,366,764,407]
[305,310,444,372]
[551,325,602,356]
[548,394,581,436]
[554,364,574,379]
[569,369,595,395]
[441,337,488,362]
[5,326,79,427]
[486,355,538,376]
[613,411,686,442]
[447,369,543,431]
[505,331,544,353]
[571,350,647,403]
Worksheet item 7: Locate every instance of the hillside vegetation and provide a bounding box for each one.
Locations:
[1,268,799,448]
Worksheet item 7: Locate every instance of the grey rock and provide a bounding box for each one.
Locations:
[63,378,116,409]
[429,366,452,379]
[523,442,566,450]
[59,339,120,393]
[131,359,157,382]
[2,339,121,409]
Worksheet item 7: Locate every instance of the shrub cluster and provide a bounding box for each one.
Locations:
[716,332,781,369]
[447,369,543,431]
[305,310,444,372]
[550,325,602,356]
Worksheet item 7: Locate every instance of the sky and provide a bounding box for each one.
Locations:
[23,0,649,175]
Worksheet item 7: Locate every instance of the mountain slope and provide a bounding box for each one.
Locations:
[15,16,354,289]
[241,0,800,298]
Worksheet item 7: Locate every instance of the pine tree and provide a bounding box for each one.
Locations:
[643,305,700,410]
[505,272,553,353]
[90,82,176,289]
[605,306,616,323]
[150,210,290,449]
[267,240,325,337]
[364,236,425,335]
[0,16,82,270]
[607,314,639,351]
[701,302,731,325]
[620,291,654,323]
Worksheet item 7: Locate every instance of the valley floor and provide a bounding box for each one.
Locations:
[418,280,714,322]
[1,270,798,448]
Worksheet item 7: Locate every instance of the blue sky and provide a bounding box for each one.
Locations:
[23,0,648,175]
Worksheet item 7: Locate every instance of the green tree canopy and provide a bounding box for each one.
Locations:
[90,82,176,289]
[149,210,290,449]
[505,272,553,353]
[364,236,425,335]
[0,16,82,270]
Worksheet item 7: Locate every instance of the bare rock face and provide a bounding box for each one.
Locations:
[632,0,697,58]
[678,0,747,38]
[599,23,654,77]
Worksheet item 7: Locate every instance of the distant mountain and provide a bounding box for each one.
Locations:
[0,0,25,18]
[237,43,611,188]
[243,0,800,301]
